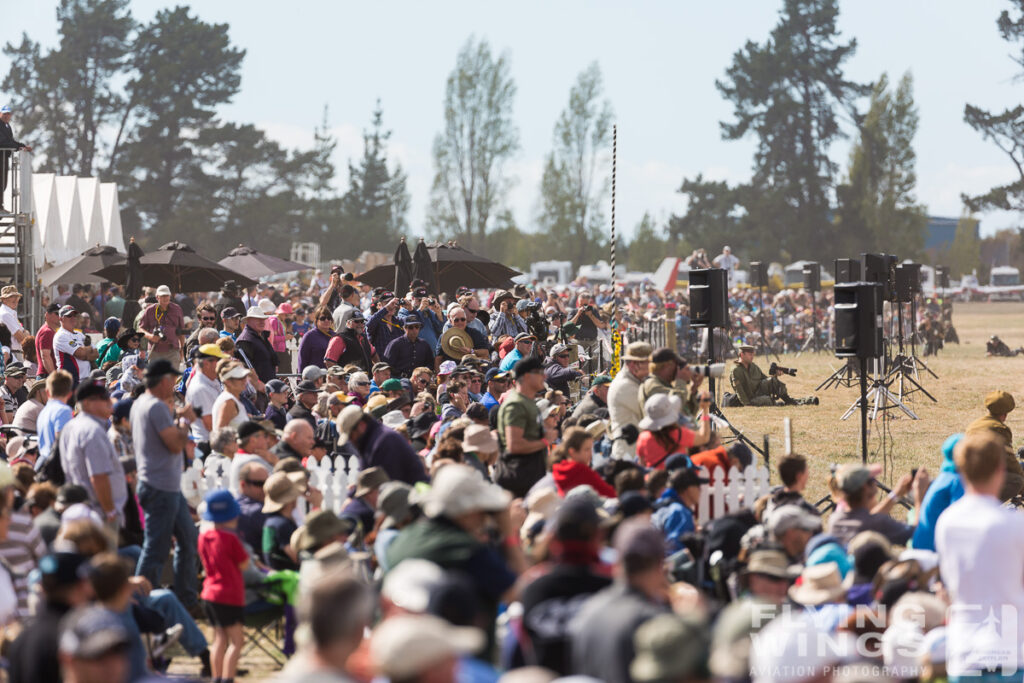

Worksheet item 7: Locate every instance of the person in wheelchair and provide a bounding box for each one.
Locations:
[726,345,817,407]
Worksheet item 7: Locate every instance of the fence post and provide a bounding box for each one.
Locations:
[665,304,677,351]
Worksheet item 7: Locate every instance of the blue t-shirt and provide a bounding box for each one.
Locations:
[35,399,73,473]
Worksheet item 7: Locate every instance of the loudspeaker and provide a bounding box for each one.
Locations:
[895,263,922,302]
[834,258,861,284]
[862,253,894,300]
[935,266,950,290]
[802,262,821,292]
[749,261,768,289]
[834,282,883,359]
[688,268,729,329]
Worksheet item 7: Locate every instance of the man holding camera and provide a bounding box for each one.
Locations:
[639,347,707,418]
[729,344,817,407]
[569,291,607,342]
[140,284,185,369]
[489,290,529,339]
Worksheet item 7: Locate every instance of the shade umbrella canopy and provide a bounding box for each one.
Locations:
[411,238,438,294]
[38,244,126,288]
[94,240,257,293]
[394,238,413,296]
[218,244,311,280]
[358,241,520,295]
[120,238,145,330]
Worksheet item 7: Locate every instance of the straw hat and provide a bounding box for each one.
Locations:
[622,342,653,362]
[440,327,473,360]
[262,471,308,513]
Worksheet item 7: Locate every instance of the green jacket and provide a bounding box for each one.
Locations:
[730,361,770,406]
[966,413,1024,501]
[638,375,694,415]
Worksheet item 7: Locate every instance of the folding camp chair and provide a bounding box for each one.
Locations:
[241,575,293,668]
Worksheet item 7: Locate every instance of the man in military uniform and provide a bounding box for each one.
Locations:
[965,389,1024,501]
[638,347,704,418]
[729,344,817,407]
[986,335,1022,357]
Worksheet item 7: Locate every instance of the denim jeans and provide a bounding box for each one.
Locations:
[136,481,199,608]
[145,589,208,656]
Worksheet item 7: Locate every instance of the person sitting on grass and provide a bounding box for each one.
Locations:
[198,490,249,683]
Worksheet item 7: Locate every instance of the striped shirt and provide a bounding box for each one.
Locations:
[0,511,46,616]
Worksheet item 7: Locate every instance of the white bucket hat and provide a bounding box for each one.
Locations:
[416,464,510,519]
[639,393,683,431]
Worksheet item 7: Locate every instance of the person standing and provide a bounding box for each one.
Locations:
[235,306,277,385]
[34,370,74,474]
[0,105,31,213]
[139,285,185,369]
[382,314,433,378]
[607,342,652,461]
[185,344,228,444]
[0,286,28,360]
[131,359,200,609]
[495,356,556,498]
[712,245,740,285]
[297,305,334,372]
[34,303,61,379]
[324,310,372,371]
[59,379,127,531]
[53,306,97,388]
[936,432,1024,680]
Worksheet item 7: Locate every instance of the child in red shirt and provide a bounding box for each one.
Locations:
[199,489,250,683]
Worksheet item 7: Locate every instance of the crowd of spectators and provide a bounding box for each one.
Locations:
[0,264,999,683]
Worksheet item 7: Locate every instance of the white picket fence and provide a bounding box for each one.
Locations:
[181,454,364,517]
[180,456,770,524]
[694,465,773,525]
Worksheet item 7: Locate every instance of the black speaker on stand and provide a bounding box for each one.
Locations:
[688,268,764,458]
[798,262,823,354]
[749,261,776,360]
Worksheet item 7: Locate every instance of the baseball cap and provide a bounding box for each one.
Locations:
[59,606,130,660]
[196,343,228,359]
[220,306,240,319]
[75,378,109,403]
[404,313,423,326]
[155,285,171,297]
[302,366,326,382]
[371,615,484,680]
[766,505,822,538]
[144,359,181,379]
[835,463,882,494]
[265,379,289,394]
[296,379,319,394]
[0,106,10,114]
[592,374,613,386]
[236,420,270,441]
[46,302,61,314]
[58,305,78,318]
[484,368,508,383]
[514,332,535,343]
[372,362,390,374]
[380,378,403,392]
[201,489,241,523]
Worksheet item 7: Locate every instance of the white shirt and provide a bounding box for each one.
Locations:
[936,493,1024,674]
[0,304,24,351]
[184,370,221,442]
[53,327,91,380]
[212,391,248,431]
[713,252,740,272]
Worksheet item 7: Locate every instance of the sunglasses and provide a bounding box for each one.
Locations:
[557,353,570,359]
[452,317,467,322]
[318,315,332,321]
[200,316,216,322]
[245,478,267,487]
[357,381,370,387]
[352,319,365,325]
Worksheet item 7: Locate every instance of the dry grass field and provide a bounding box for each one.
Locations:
[724,301,1024,502]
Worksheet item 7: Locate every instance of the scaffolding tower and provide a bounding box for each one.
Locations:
[1,150,39,334]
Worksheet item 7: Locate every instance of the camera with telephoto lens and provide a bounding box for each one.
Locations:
[691,363,726,379]
[769,362,797,377]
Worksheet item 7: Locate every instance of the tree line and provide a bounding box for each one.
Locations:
[4,0,1019,273]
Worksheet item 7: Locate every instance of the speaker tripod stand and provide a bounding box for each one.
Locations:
[705,326,767,460]
[840,358,918,422]
[816,357,860,391]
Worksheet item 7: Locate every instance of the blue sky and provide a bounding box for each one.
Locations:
[3,0,1022,244]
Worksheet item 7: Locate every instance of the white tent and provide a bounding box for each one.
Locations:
[54,176,88,263]
[31,173,65,268]
[77,177,105,249]
[99,182,124,251]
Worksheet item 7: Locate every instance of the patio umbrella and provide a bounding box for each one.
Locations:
[120,238,145,330]
[358,241,519,295]
[394,238,413,296]
[38,244,125,288]
[94,240,256,293]
[411,238,438,294]
[218,244,310,280]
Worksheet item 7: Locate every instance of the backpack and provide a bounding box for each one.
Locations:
[38,435,66,487]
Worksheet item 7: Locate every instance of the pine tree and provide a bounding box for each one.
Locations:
[338,100,410,252]
[836,72,927,257]
[716,0,868,259]
[948,215,981,278]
